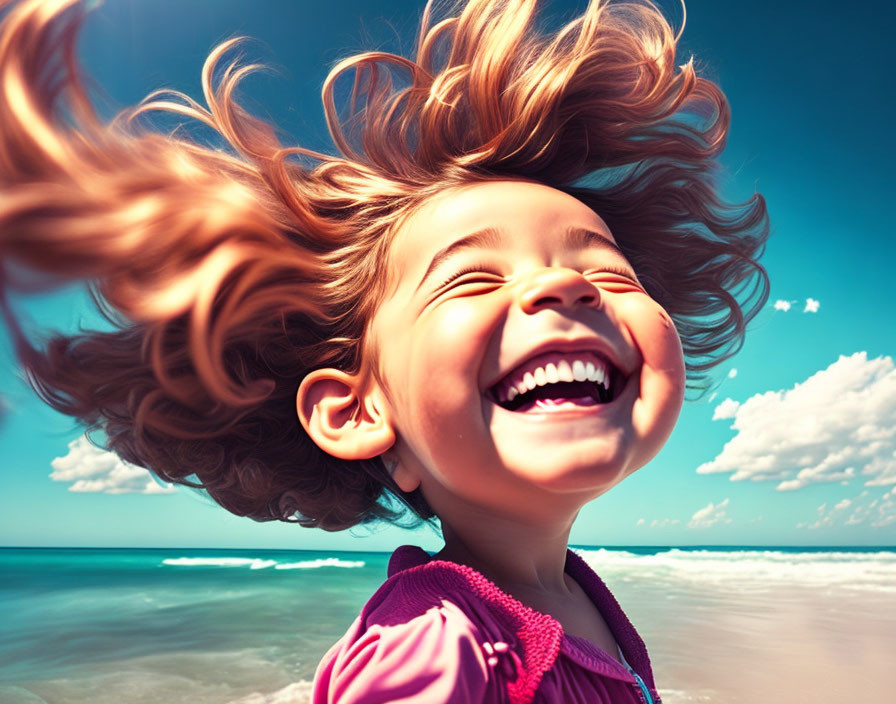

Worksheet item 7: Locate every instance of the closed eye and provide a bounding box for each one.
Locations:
[583,268,645,296]
[585,266,635,281]
[436,265,504,289]
[585,266,641,284]
[435,264,640,293]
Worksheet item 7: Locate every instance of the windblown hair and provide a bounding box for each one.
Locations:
[0,0,768,529]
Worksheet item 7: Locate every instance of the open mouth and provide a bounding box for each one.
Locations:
[486,354,628,413]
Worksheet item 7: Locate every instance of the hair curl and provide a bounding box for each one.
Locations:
[0,0,769,530]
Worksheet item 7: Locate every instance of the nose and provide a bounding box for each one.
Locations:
[518,267,602,314]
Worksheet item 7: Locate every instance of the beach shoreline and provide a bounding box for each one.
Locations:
[1,546,892,704]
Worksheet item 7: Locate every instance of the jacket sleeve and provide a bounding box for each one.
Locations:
[311,599,492,704]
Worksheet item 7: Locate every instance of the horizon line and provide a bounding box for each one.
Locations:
[2,543,894,552]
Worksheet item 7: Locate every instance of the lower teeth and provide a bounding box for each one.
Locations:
[535,397,598,409]
[492,376,626,412]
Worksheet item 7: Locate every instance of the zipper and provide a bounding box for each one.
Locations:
[617,646,655,704]
[631,671,655,704]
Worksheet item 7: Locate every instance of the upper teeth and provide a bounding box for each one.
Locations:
[496,355,612,404]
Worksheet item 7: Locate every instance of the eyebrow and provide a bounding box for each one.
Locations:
[414,225,628,293]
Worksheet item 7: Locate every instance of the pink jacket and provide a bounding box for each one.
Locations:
[312,545,662,703]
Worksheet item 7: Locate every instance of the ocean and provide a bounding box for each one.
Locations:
[0,546,893,703]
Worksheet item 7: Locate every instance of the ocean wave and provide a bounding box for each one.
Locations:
[574,547,896,592]
[0,648,317,704]
[275,558,365,569]
[161,556,365,570]
[656,687,716,704]
[162,557,278,570]
[227,681,312,704]
[0,686,50,704]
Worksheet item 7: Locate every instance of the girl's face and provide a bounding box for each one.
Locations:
[368,180,685,524]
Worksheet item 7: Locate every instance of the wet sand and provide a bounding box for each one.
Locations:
[589,551,896,703]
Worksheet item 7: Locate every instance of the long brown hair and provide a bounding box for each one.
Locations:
[0,0,769,530]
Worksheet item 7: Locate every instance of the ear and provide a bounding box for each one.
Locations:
[296,368,395,461]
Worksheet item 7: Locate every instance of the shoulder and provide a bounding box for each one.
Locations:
[311,545,564,704]
[311,596,493,704]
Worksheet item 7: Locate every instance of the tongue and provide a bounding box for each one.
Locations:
[517,396,599,413]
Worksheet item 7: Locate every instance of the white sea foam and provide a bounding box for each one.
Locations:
[574,548,896,593]
[161,556,365,570]
[656,688,717,703]
[162,557,277,570]
[275,558,365,570]
[227,681,312,704]
[0,686,50,704]
[2,649,316,704]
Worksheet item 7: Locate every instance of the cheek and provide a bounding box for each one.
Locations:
[391,301,494,445]
[617,296,683,368]
[428,302,480,341]
[642,307,686,379]
[621,298,686,449]
[414,299,496,380]
[415,302,491,408]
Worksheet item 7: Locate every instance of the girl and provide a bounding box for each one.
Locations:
[0,0,769,702]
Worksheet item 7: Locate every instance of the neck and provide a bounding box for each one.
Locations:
[434,506,576,596]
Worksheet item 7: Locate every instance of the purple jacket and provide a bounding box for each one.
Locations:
[312,545,662,703]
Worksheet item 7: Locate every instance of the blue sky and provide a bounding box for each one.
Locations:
[1,0,893,550]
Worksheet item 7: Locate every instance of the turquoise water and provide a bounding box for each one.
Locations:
[1,546,894,704]
[1,548,387,682]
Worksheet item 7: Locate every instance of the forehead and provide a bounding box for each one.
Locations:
[387,179,614,285]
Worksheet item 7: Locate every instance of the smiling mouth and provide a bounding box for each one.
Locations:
[486,362,629,413]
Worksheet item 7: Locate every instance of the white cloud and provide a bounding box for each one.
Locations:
[636,516,682,528]
[728,368,738,379]
[707,391,718,403]
[688,498,732,529]
[773,299,793,312]
[845,493,896,528]
[800,492,895,530]
[773,298,820,313]
[50,435,176,495]
[697,353,896,491]
[712,397,741,420]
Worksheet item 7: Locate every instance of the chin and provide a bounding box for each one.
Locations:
[511,455,632,495]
